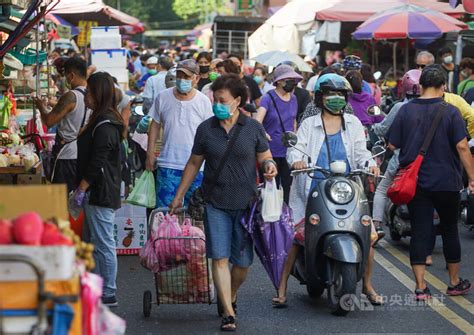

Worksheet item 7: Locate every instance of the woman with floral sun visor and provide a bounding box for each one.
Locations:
[271,73,383,307]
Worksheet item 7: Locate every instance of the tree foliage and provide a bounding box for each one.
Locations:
[172,0,228,20]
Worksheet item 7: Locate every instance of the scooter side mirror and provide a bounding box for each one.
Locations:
[367,105,382,116]
[282,131,298,148]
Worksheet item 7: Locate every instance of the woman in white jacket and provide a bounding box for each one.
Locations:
[272,74,383,307]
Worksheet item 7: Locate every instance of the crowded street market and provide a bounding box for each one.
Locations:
[0,0,474,334]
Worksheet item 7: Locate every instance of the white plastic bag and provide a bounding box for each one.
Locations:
[261,179,284,222]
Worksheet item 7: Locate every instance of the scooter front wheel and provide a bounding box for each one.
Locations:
[328,261,357,316]
[307,282,324,299]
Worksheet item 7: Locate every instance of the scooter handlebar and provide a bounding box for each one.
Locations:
[290,167,385,178]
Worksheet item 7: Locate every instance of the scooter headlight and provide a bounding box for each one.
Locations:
[328,180,354,204]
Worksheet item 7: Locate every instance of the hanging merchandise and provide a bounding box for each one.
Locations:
[77,21,99,47]
[0,94,13,129]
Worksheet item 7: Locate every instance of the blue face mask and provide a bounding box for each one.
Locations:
[176,79,193,94]
[212,102,233,120]
[253,76,263,85]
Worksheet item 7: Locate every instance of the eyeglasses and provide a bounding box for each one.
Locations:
[416,64,426,69]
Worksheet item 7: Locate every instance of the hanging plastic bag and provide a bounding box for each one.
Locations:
[139,211,165,271]
[261,179,284,222]
[154,214,185,272]
[81,272,103,335]
[68,190,83,220]
[126,171,156,208]
[98,304,127,335]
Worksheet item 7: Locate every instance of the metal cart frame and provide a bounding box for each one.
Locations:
[142,208,214,317]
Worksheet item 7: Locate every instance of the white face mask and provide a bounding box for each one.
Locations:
[443,55,453,65]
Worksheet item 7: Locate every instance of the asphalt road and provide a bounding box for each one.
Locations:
[115,225,474,334]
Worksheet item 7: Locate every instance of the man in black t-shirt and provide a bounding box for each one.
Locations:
[229,54,262,106]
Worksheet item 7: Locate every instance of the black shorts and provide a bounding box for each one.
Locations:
[52,159,77,193]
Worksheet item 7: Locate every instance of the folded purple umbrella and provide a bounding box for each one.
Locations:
[241,196,294,291]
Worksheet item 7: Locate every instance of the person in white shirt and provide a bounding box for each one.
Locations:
[142,55,174,114]
[145,59,213,207]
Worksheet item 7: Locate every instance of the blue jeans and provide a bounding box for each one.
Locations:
[204,204,254,268]
[83,195,117,298]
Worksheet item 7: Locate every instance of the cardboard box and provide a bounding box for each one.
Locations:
[113,203,147,255]
[0,184,68,220]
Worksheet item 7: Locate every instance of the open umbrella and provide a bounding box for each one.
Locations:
[352,4,467,78]
[241,196,294,291]
[252,50,313,72]
[353,4,467,40]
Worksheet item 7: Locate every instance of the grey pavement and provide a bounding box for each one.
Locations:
[115,225,474,334]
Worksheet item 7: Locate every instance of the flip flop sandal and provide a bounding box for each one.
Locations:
[220,316,236,332]
[363,292,384,306]
[272,297,288,308]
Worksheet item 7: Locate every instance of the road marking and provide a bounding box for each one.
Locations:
[375,250,474,334]
[379,240,474,316]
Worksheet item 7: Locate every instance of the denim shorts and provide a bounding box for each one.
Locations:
[204,204,254,268]
[155,167,203,208]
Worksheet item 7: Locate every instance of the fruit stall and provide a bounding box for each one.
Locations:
[0,185,126,334]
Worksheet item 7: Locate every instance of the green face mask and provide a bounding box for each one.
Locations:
[209,71,219,82]
[323,95,346,114]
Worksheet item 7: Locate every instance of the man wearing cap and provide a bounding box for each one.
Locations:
[145,59,213,208]
[343,55,372,94]
[143,55,174,114]
[136,56,159,90]
[254,64,302,203]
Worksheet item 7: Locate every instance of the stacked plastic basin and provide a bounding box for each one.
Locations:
[90,26,128,89]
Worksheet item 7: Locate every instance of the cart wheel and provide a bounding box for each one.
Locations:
[143,290,152,318]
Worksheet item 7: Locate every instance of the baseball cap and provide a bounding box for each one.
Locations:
[176,59,199,76]
[146,56,158,65]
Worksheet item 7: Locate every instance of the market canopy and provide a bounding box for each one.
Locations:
[316,0,466,22]
[353,4,467,40]
[49,0,143,28]
[248,0,340,58]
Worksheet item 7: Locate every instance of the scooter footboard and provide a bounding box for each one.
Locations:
[323,234,362,264]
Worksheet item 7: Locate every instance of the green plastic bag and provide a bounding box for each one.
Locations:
[126,171,156,208]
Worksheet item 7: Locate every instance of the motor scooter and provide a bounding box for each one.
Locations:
[284,132,380,316]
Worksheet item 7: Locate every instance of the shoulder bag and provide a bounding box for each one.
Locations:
[268,91,295,145]
[188,121,244,220]
[387,102,447,205]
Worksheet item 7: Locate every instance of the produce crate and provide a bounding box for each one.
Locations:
[7,48,47,65]
[0,245,76,281]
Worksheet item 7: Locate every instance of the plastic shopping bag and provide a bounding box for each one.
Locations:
[139,212,165,271]
[126,171,156,208]
[81,272,103,335]
[98,304,126,335]
[154,214,186,272]
[261,179,284,222]
[68,190,83,220]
